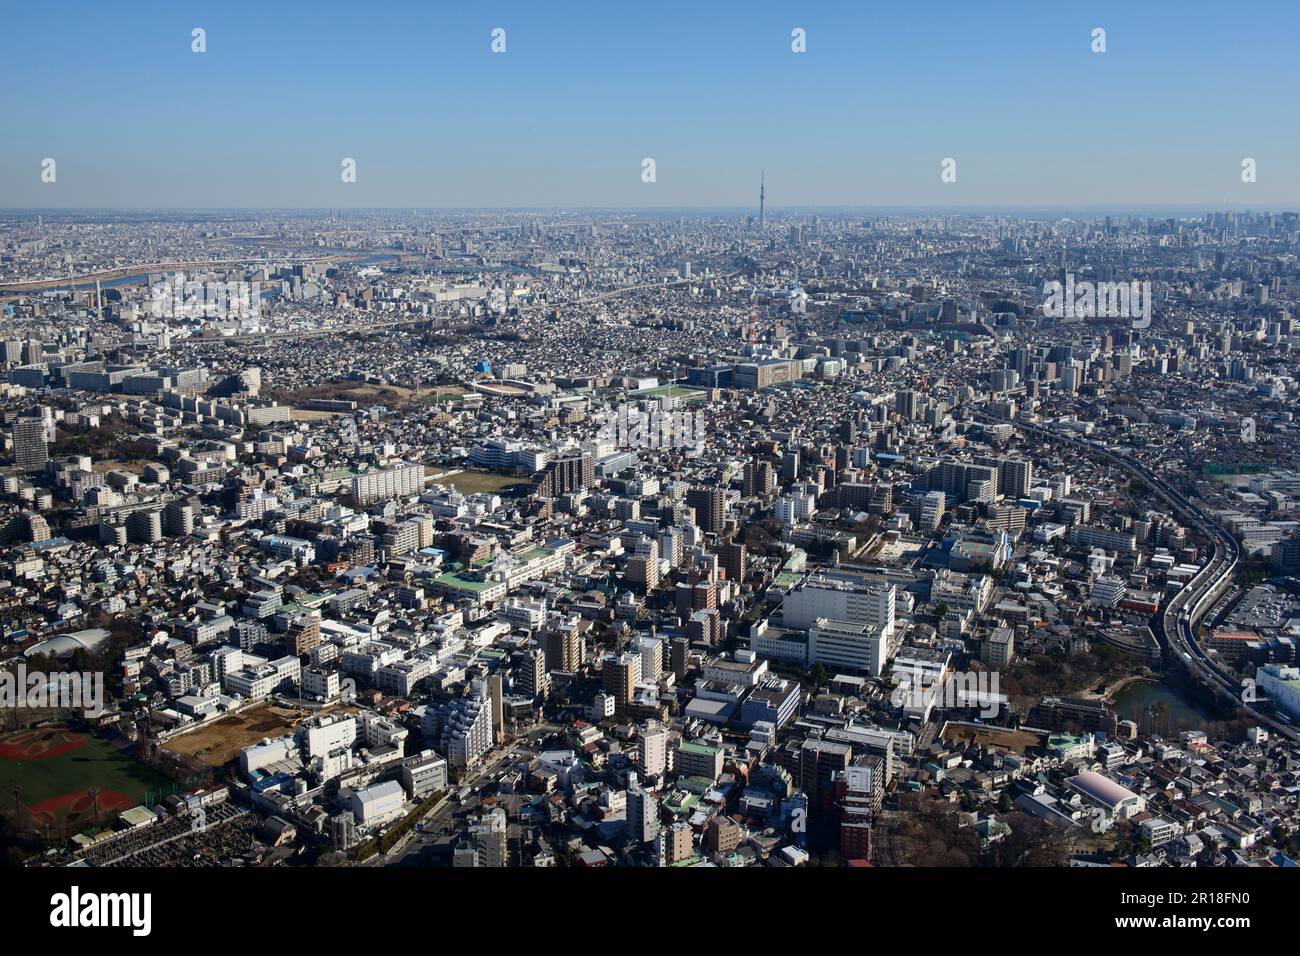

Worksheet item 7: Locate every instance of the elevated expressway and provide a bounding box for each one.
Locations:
[975,411,1297,742]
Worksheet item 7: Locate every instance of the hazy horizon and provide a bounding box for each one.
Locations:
[3,0,1297,209]
[3,203,1298,216]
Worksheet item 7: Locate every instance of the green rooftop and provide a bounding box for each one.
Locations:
[677,741,721,757]
[433,572,497,593]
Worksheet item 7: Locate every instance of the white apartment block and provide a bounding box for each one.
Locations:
[302,666,341,700]
[783,577,896,638]
[351,462,426,506]
[298,713,357,759]
[639,721,669,777]
[223,655,301,699]
[350,780,407,827]
[808,618,892,677]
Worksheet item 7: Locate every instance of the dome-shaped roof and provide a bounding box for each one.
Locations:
[24,627,111,658]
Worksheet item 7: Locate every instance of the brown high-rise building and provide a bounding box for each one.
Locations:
[835,756,884,862]
[661,820,694,863]
[743,459,776,499]
[686,608,719,645]
[675,577,717,619]
[286,615,322,657]
[626,538,660,594]
[693,579,717,610]
[685,486,726,534]
[670,636,689,680]
[706,815,742,855]
[518,647,550,700]
[537,454,594,498]
[601,652,641,710]
[718,540,747,585]
[626,554,658,594]
[800,737,852,821]
[544,624,584,673]
[674,581,694,619]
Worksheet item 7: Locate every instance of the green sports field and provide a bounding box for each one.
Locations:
[634,384,707,400]
[0,726,170,827]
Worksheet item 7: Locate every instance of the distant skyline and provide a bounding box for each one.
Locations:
[2,0,1297,209]
[3,203,1296,218]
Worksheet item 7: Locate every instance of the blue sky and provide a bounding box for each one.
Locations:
[2,0,1297,209]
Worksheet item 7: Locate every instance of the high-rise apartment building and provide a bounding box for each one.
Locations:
[602,652,641,710]
[686,486,726,534]
[627,777,659,845]
[11,417,48,472]
[350,462,425,505]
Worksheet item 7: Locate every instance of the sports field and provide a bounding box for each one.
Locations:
[439,468,531,496]
[0,725,169,828]
[634,384,707,400]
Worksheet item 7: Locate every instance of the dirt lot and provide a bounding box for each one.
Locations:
[91,459,151,474]
[940,722,1047,756]
[341,384,414,403]
[162,703,313,767]
[273,381,415,409]
[290,408,342,422]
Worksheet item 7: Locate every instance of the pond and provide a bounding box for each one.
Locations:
[1110,680,1221,735]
